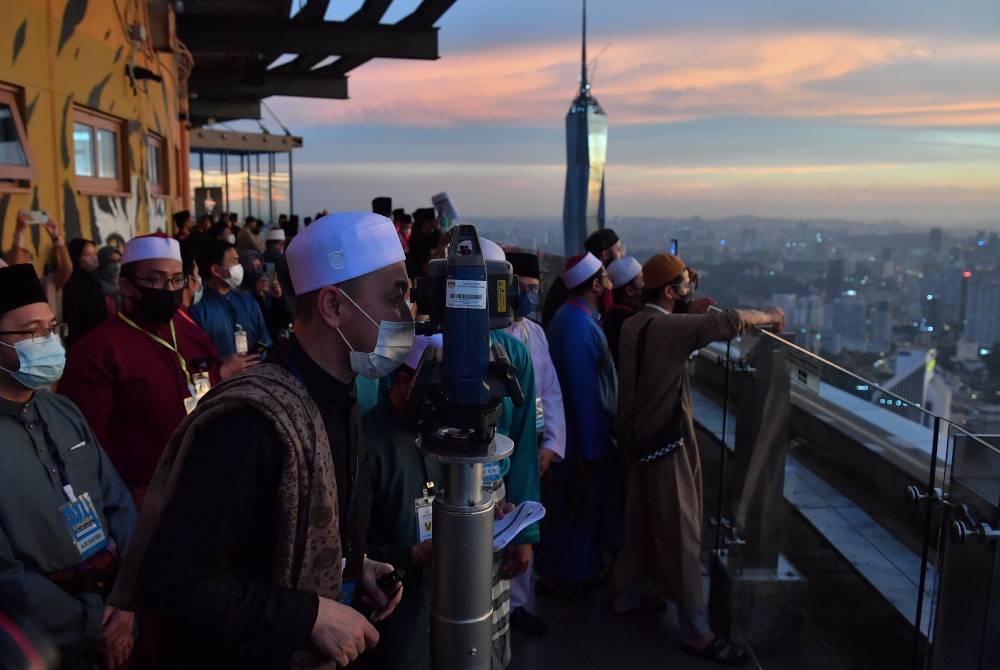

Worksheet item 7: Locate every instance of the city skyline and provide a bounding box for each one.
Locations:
[261,0,1000,225]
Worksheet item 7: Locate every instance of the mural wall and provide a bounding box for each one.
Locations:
[1,0,186,268]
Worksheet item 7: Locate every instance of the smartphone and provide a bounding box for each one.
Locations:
[20,210,47,225]
[262,262,276,283]
[368,569,406,623]
[252,341,269,356]
[670,238,679,256]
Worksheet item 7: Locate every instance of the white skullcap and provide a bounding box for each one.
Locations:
[264,229,286,242]
[608,256,642,289]
[122,233,182,265]
[562,252,603,289]
[405,333,443,370]
[479,237,506,263]
[285,211,405,294]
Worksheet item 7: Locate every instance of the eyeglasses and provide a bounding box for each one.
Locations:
[0,323,69,343]
[133,274,186,290]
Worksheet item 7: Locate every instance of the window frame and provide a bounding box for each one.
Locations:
[146,132,168,197]
[0,83,37,189]
[72,105,128,195]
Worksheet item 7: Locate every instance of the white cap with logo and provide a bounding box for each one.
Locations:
[285,212,405,294]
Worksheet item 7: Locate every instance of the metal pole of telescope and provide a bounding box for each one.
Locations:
[421,433,514,670]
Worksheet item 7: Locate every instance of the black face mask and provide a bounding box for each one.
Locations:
[135,285,183,324]
[672,292,693,314]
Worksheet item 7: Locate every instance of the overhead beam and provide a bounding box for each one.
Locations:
[190,70,348,99]
[272,0,393,75]
[311,0,458,78]
[178,15,439,60]
[189,99,262,122]
[189,128,303,153]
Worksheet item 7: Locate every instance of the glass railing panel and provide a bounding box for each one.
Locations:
[926,423,1000,670]
[689,323,942,668]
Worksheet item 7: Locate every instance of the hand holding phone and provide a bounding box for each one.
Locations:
[19,210,48,225]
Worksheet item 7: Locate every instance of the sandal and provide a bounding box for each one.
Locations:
[681,636,749,666]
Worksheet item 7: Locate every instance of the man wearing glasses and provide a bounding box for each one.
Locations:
[60,234,223,509]
[0,263,137,669]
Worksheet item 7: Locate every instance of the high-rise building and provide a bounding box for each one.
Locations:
[562,0,608,256]
[964,270,1000,347]
[928,227,943,256]
[871,300,892,352]
[825,258,845,303]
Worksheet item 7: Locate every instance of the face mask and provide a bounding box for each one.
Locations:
[515,291,540,321]
[223,263,244,289]
[0,334,66,389]
[672,290,694,314]
[193,285,204,305]
[100,261,120,283]
[135,285,183,323]
[80,256,99,273]
[227,234,237,245]
[336,290,414,379]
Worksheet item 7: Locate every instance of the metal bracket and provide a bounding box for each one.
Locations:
[949,504,1000,545]
[905,485,946,508]
[710,516,747,547]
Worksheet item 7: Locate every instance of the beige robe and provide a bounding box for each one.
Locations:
[613,306,747,611]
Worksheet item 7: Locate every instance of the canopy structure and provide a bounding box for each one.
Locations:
[180,0,459,125]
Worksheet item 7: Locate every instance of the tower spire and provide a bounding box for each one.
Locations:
[580,0,589,96]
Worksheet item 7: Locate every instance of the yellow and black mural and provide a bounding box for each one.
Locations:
[1,0,189,269]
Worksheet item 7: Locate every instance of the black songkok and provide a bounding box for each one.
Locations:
[372,197,393,218]
[584,228,620,256]
[506,252,540,280]
[0,264,48,316]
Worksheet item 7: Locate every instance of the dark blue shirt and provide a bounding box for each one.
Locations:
[190,287,271,358]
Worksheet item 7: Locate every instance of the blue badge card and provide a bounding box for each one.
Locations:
[60,492,109,560]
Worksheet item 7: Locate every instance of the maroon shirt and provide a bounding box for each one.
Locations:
[59,311,222,501]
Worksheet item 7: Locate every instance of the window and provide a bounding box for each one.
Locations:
[0,83,36,188]
[147,133,167,196]
[73,106,127,194]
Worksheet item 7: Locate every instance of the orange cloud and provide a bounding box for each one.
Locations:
[267,30,999,129]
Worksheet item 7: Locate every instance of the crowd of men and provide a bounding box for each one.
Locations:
[0,197,782,670]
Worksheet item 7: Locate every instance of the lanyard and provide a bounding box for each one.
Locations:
[18,409,74,498]
[176,307,199,329]
[118,313,194,390]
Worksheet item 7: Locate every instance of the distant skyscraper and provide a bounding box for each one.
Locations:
[825,258,845,303]
[928,227,943,256]
[562,0,608,256]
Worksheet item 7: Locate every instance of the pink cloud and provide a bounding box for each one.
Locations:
[266,31,999,129]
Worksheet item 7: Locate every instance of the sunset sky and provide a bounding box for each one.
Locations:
[266,0,1000,225]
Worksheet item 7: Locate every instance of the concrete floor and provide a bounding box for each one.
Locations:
[508,581,764,670]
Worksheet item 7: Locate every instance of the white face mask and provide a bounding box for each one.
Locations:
[335,289,414,379]
[193,285,205,304]
[223,263,244,289]
[227,234,237,245]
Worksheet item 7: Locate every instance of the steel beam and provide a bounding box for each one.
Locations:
[189,99,262,122]
[178,15,439,60]
[190,70,348,99]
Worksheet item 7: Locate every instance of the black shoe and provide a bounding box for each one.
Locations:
[510,607,550,637]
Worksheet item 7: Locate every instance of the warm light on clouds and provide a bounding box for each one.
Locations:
[271,30,998,129]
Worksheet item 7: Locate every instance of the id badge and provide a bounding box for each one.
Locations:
[183,396,199,414]
[234,328,248,355]
[59,492,108,560]
[483,461,502,485]
[415,496,434,543]
[192,372,212,400]
[534,396,545,433]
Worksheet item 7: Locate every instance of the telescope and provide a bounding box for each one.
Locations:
[410,224,523,670]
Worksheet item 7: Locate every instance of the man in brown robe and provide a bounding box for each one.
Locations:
[613,252,783,667]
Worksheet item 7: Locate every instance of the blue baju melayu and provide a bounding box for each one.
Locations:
[536,297,618,584]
